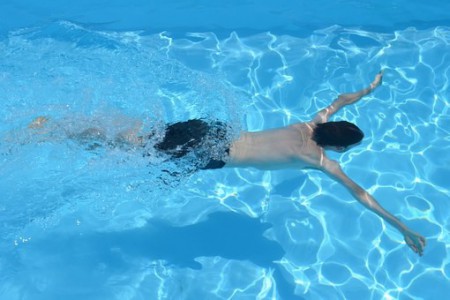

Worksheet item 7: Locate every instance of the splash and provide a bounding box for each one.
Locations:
[0,21,243,237]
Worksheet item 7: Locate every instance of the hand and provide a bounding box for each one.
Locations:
[404,230,426,256]
[369,70,383,90]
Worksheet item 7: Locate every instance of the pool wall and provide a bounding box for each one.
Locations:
[2,0,450,36]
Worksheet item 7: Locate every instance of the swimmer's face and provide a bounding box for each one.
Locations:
[327,141,361,152]
[330,146,346,152]
[325,145,347,152]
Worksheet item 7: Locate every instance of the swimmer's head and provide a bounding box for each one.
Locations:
[312,121,364,151]
[28,116,50,129]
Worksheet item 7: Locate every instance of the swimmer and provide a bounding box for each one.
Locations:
[27,71,426,256]
[226,71,426,256]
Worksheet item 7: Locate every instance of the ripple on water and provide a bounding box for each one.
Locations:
[0,22,449,299]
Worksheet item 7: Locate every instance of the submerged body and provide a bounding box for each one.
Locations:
[26,72,426,256]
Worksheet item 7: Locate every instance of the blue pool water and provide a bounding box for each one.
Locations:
[1,1,449,299]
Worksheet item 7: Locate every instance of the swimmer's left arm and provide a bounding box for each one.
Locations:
[312,71,383,123]
[321,158,426,256]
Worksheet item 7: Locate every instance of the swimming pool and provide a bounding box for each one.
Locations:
[1,1,449,299]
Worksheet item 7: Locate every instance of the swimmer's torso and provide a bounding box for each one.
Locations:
[227,122,321,170]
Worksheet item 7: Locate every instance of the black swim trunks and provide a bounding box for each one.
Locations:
[154,119,230,170]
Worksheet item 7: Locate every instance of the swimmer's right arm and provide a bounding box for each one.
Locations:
[312,71,383,123]
[321,158,426,256]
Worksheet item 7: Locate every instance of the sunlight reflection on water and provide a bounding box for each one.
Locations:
[0,22,449,299]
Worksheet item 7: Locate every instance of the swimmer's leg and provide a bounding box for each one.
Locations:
[27,116,55,140]
[29,116,106,147]
[113,122,146,148]
[28,115,147,151]
[68,127,107,150]
[28,116,50,129]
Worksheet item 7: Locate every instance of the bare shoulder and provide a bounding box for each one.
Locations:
[289,121,316,134]
[289,122,326,167]
[311,110,328,124]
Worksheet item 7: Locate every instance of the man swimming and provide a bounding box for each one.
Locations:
[27,71,426,256]
[226,71,426,256]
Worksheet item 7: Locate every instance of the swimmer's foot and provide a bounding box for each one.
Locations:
[29,116,49,129]
[370,70,383,91]
[404,230,426,256]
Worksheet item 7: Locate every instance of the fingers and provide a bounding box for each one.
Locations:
[420,236,427,247]
[405,233,426,256]
[417,236,426,256]
[370,71,383,90]
[415,239,425,256]
[410,242,422,256]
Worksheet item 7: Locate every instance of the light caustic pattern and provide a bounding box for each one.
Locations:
[160,27,450,299]
[0,22,449,299]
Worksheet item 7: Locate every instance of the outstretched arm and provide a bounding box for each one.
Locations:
[313,71,383,123]
[321,158,426,256]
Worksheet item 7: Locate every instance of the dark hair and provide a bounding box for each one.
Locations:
[312,121,364,148]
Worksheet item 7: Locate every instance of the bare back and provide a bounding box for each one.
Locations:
[226,122,323,170]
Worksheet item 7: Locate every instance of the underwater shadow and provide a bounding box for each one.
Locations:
[106,211,302,299]
[28,211,303,299]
